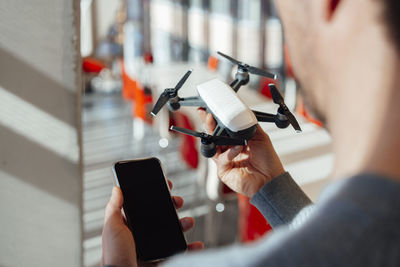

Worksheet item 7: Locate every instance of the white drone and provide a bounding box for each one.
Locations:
[151,51,302,158]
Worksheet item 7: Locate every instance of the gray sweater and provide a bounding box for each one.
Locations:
[164,172,400,267]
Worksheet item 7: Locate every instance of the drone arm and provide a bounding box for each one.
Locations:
[178,96,207,108]
[253,110,275,123]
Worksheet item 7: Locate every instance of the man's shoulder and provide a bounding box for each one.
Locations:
[249,173,400,267]
[319,173,400,218]
[267,173,400,266]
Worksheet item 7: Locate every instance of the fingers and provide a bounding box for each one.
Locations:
[172,196,184,209]
[216,146,243,167]
[251,125,272,143]
[180,217,203,251]
[169,179,184,209]
[188,241,204,251]
[105,187,124,222]
[205,113,216,134]
[197,108,207,122]
[180,217,194,232]
[167,179,173,190]
[197,108,216,134]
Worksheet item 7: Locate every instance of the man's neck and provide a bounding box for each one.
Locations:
[328,28,400,181]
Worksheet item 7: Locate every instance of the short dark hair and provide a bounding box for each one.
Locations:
[384,0,400,51]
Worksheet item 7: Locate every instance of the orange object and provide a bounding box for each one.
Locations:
[131,83,145,120]
[120,60,136,101]
[120,60,153,122]
[207,56,219,71]
[238,194,272,243]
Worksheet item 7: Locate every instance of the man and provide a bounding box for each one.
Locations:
[102,0,400,266]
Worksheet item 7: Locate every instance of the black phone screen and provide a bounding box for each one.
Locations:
[113,158,187,261]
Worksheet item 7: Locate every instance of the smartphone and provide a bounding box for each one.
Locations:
[112,157,187,261]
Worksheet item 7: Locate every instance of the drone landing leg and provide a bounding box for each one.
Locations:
[230,79,239,88]
[230,79,245,92]
[212,125,225,136]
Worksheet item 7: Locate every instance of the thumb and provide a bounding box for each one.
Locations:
[205,113,216,134]
[105,186,124,221]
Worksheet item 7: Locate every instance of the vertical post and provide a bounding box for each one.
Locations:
[181,0,190,61]
[260,0,269,70]
[0,0,83,266]
[143,0,152,55]
[231,0,238,59]
[203,0,210,61]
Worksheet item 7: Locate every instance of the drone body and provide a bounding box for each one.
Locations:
[197,79,258,140]
[151,52,302,158]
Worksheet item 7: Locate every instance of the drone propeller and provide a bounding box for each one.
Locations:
[151,69,193,116]
[170,126,247,146]
[217,51,277,80]
[269,84,302,132]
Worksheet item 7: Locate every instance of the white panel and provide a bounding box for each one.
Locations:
[151,30,172,64]
[150,0,175,33]
[81,0,94,57]
[237,22,261,66]
[209,14,234,55]
[265,18,284,69]
[150,0,184,37]
[188,8,206,47]
[173,4,184,38]
[123,21,145,79]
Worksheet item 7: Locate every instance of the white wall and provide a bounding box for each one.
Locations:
[0,0,82,266]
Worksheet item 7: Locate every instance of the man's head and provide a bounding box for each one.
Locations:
[274,0,400,126]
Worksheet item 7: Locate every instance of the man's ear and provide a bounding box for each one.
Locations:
[326,0,341,20]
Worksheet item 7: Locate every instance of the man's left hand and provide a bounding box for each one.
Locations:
[101,181,203,267]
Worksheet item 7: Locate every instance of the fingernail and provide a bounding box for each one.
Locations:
[181,217,193,229]
[233,146,242,151]
[172,197,178,206]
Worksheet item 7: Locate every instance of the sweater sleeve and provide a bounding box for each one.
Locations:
[250,172,312,228]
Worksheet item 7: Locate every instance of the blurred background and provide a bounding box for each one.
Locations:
[0,0,333,266]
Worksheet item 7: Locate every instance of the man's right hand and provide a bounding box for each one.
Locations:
[198,109,285,198]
